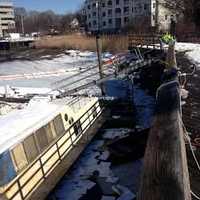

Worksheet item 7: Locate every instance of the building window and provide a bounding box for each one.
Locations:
[108,0,112,6]
[124,7,129,13]
[144,4,148,10]
[102,2,105,7]
[1,18,14,21]
[124,17,129,23]
[0,6,12,9]
[153,3,156,8]
[108,19,112,24]
[102,12,106,17]
[108,9,112,16]
[89,22,91,28]
[92,12,96,17]
[116,0,120,5]
[115,18,122,28]
[165,15,168,20]
[93,20,97,26]
[124,0,129,4]
[103,21,107,27]
[115,8,121,14]
[88,5,91,9]
[92,3,96,8]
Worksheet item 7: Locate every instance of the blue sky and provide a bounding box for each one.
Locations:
[13,0,84,13]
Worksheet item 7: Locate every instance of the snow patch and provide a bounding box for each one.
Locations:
[176,43,200,67]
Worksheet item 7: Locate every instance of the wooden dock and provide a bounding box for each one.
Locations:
[138,43,192,200]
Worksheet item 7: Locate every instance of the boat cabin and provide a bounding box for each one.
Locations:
[0,96,103,200]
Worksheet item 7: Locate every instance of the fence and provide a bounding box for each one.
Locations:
[128,34,161,49]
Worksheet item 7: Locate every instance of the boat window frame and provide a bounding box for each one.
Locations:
[44,122,57,144]
[11,143,28,173]
[92,106,98,119]
[34,126,49,152]
[73,120,82,136]
[53,114,65,136]
[23,134,39,163]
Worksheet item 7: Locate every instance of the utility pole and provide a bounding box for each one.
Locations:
[96,0,105,95]
[155,0,159,32]
[21,15,25,36]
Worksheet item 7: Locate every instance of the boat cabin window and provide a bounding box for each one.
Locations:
[69,117,74,125]
[92,106,98,118]
[11,143,28,172]
[64,114,68,122]
[23,135,39,163]
[45,123,56,144]
[35,127,48,152]
[53,114,65,136]
[73,120,82,136]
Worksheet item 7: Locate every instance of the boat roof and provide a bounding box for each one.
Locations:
[0,96,97,154]
[0,100,65,155]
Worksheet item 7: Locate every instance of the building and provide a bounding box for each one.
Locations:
[84,0,174,33]
[0,0,15,37]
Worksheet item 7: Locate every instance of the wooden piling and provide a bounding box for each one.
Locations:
[137,43,191,200]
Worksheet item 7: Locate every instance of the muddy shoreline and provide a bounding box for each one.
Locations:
[0,48,67,62]
[177,52,200,200]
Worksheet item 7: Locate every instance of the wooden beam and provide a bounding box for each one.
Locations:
[137,43,191,200]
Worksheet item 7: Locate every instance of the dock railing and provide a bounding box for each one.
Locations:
[128,34,161,50]
[137,43,192,200]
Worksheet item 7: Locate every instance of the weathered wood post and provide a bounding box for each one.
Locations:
[137,42,191,200]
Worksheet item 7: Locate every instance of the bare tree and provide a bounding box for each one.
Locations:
[14,7,79,34]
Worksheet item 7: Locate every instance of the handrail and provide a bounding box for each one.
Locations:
[128,34,162,49]
[4,101,103,200]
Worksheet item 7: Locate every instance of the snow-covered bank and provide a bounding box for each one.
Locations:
[0,50,114,89]
[176,43,200,67]
[0,86,59,98]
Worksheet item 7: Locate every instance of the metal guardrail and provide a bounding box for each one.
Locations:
[4,101,103,200]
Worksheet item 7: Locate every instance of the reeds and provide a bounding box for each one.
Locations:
[34,34,128,53]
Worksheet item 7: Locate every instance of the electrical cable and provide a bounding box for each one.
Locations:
[191,190,200,200]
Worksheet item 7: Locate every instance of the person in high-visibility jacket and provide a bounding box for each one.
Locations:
[160,33,175,50]
[161,33,175,44]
